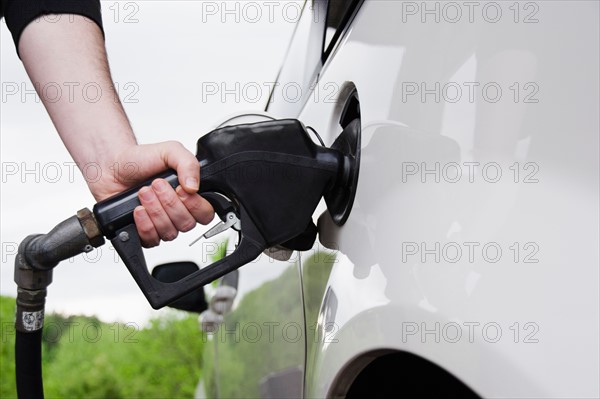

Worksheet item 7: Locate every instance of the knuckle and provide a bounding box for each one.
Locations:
[185,196,205,212]
[148,207,163,218]
[184,201,199,213]
[139,223,155,235]
[167,141,184,153]
[160,193,179,209]
[178,194,189,205]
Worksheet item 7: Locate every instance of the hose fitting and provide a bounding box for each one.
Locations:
[20,209,104,271]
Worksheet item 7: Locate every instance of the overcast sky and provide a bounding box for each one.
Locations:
[1,1,299,324]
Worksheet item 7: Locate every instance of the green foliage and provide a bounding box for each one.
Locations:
[212,238,229,263]
[211,238,229,288]
[0,296,17,399]
[201,337,217,398]
[0,296,205,399]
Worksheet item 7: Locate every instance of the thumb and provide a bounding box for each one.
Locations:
[157,141,200,194]
[115,142,200,193]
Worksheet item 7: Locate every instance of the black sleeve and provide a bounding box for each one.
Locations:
[0,0,104,57]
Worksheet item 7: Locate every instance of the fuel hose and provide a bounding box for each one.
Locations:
[15,329,44,398]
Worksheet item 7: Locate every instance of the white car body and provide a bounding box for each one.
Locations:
[201,1,599,398]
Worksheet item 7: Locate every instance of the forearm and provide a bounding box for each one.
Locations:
[14,12,214,245]
[19,15,136,177]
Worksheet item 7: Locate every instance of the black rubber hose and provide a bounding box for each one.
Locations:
[15,329,44,399]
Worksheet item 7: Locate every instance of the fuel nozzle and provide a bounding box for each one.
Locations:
[91,118,361,309]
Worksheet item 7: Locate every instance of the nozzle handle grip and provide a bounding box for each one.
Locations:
[93,170,179,239]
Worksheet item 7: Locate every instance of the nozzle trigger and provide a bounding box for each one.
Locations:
[189,211,240,247]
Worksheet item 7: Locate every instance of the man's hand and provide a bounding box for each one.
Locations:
[18,15,214,247]
[89,142,215,248]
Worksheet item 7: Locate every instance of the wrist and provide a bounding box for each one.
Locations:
[83,142,139,201]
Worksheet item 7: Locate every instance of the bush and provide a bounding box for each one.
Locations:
[0,296,205,399]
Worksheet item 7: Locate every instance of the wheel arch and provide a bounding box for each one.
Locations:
[327,349,481,398]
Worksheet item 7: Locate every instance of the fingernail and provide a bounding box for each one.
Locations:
[134,206,146,217]
[154,179,168,193]
[176,186,189,199]
[185,177,199,191]
[139,187,153,201]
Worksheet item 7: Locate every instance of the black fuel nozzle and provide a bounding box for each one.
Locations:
[93,119,360,309]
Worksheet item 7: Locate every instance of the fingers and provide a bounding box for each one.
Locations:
[138,185,179,242]
[152,179,198,232]
[135,179,215,247]
[176,186,215,225]
[112,141,213,247]
[133,206,160,248]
